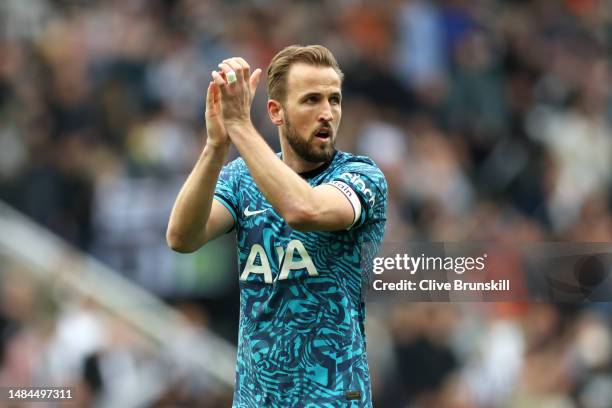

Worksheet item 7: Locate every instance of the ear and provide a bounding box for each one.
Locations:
[267,99,284,126]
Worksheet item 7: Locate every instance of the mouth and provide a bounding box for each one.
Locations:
[313,127,333,141]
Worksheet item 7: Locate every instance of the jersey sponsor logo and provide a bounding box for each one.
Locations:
[244,205,269,217]
[240,239,319,283]
[340,173,376,205]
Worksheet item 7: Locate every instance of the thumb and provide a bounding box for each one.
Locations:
[205,82,213,115]
[250,68,262,93]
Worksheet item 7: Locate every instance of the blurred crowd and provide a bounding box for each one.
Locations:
[1,0,612,406]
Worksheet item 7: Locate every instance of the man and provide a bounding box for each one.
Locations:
[167,45,387,407]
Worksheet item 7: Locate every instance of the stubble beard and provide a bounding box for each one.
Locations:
[283,115,336,164]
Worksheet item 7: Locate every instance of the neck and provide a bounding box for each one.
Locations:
[279,137,326,174]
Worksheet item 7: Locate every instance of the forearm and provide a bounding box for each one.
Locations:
[166,142,229,251]
[228,123,316,225]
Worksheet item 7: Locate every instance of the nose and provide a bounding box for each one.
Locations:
[318,101,333,122]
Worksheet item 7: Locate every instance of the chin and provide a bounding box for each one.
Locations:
[312,146,335,162]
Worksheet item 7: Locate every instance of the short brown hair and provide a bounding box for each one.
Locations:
[267,45,344,102]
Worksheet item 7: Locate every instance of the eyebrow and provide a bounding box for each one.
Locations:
[299,91,342,100]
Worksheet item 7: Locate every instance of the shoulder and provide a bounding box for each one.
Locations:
[330,151,387,189]
[226,156,247,170]
[221,156,249,176]
[334,151,382,172]
[218,157,250,189]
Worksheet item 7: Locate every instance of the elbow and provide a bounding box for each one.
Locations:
[284,207,317,232]
[166,228,199,253]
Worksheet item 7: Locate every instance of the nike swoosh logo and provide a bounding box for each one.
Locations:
[244,205,269,217]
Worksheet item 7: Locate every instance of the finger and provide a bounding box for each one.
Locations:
[221,59,243,82]
[217,62,232,76]
[211,81,220,106]
[249,68,263,93]
[211,70,225,86]
[218,62,239,84]
[211,70,228,95]
[205,82,213,111]
[234,57,251,81]
[222,58,243,75]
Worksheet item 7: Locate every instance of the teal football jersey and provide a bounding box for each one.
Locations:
[214,151,387,407]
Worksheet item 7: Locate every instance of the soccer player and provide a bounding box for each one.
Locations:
[167,45,387,407]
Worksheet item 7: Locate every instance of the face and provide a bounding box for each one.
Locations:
[278,63,342,163]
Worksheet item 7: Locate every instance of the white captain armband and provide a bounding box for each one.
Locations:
[328,180,362,229]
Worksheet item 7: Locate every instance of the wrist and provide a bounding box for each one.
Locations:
[204,140,230,154]
[226,120,255,139]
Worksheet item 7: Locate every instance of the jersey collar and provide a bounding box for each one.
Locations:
[277,150,338,179]
[297,150,338,179]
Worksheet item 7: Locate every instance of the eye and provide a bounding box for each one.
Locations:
[330,96,341,105]
[305,95,319,104]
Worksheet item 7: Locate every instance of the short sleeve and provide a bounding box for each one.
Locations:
[327,162,387,229]
[214,158,242,226]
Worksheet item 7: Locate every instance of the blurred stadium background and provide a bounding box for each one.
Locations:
[1,0,612,407]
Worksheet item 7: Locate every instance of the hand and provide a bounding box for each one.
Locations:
[204,81,229,148]
[211,57,262,129]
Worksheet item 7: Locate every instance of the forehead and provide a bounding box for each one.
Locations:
[286,63,341,98]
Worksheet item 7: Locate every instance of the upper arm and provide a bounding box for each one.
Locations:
[203,158,241,243]
[202,198,236,244]
[286,184,356,232]
[288,166,387,232]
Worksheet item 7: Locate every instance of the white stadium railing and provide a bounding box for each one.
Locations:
[0,199,236,406]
